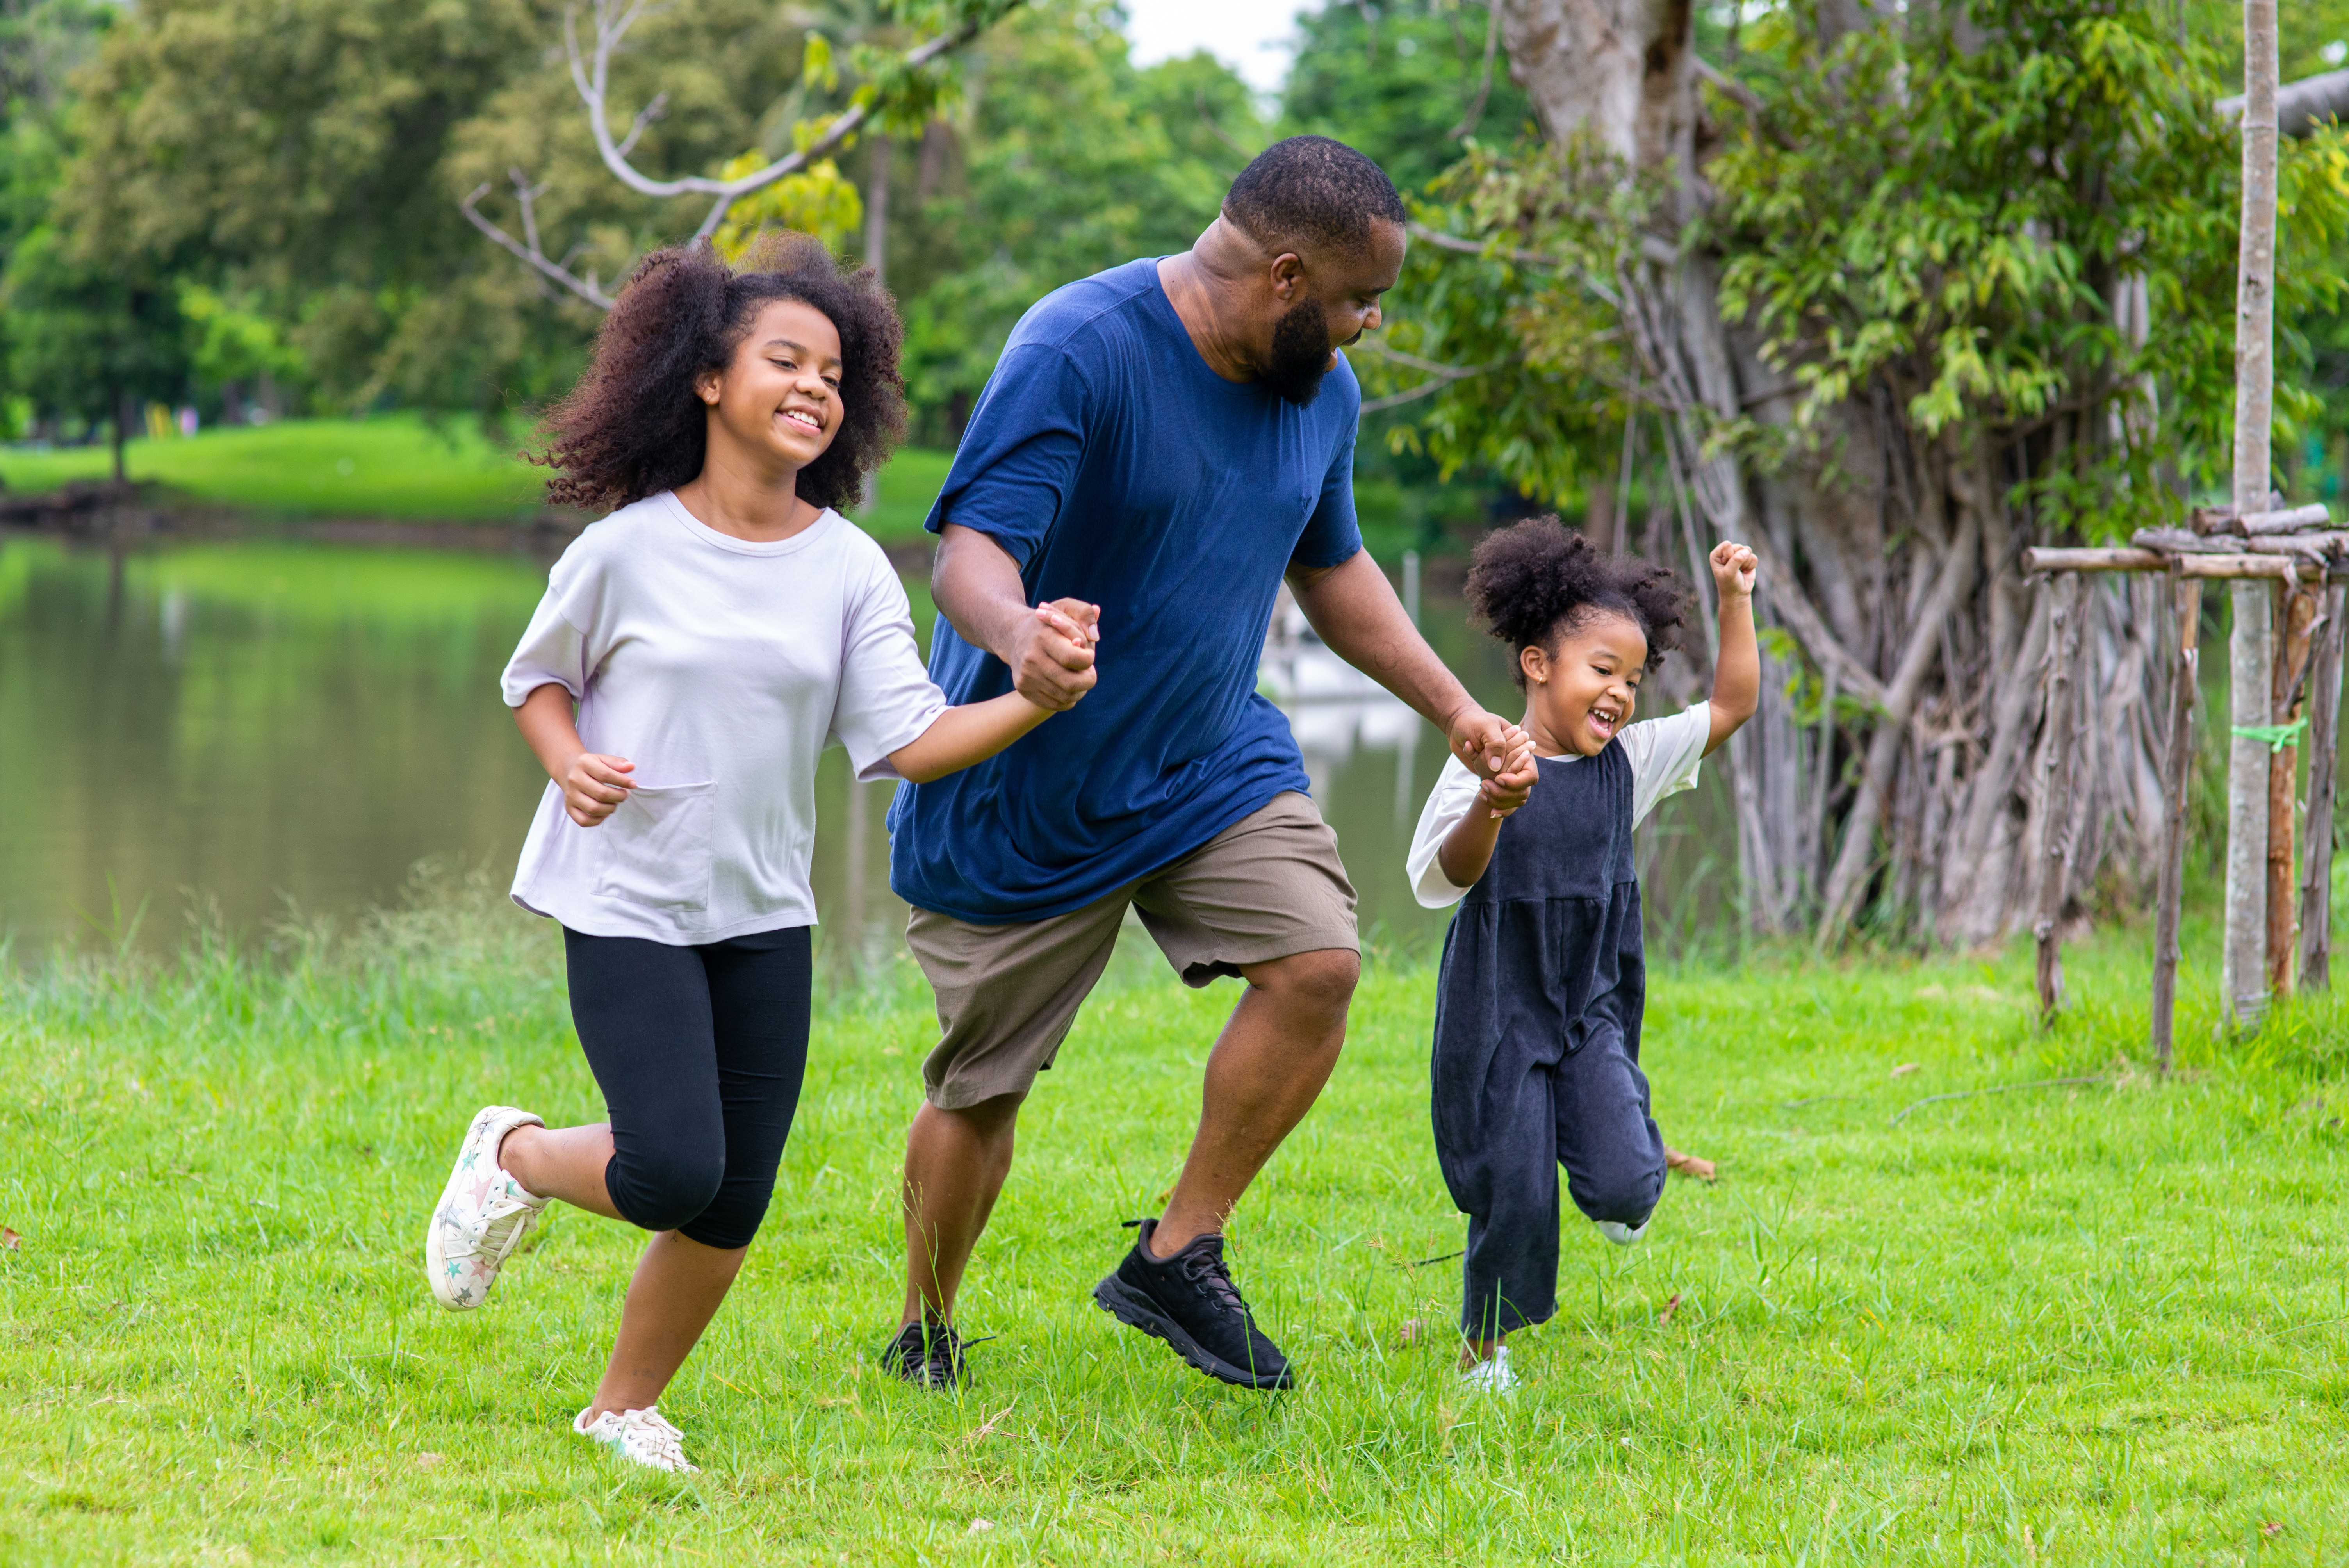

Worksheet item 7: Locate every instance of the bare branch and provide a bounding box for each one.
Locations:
[1407,219,1562,269]
[613,90,668,159]
[1449,0,1499,140]
[462,181,616,310]
[565,0,1009,241]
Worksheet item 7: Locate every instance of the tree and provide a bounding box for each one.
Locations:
[4,224,187,479]
[1374,0,2349,944]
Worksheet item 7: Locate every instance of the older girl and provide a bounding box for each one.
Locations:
[422,235,1098,1472]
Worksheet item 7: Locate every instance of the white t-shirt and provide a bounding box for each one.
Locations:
[1404,703,1713,910]
[501,492,947,944]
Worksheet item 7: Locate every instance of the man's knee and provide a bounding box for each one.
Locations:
[1253,947,1360,1020]
[918,1090,1025,1142]
[613,1142,727,1234]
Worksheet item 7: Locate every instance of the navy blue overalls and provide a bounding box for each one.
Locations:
[1429,741,1668,1336]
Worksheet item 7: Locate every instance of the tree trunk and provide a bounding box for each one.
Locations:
[2224,0,2279,1025]
[1495,0,2175,949]
[111,391,128,486]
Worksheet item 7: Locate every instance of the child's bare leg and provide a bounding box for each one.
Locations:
[586,1231,747,1418]
[502,1123,625,1221]
[1460,1333,1506,1368]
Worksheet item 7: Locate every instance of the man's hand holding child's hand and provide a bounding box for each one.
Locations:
[1477,724,1539,818]
[1016,598,1102,710]
[1709,540,1758,599]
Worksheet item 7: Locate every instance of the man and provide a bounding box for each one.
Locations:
[881,136,1529,1392]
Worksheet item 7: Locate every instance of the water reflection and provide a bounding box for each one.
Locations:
[2,532,1729,975]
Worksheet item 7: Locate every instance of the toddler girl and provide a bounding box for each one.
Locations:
[422,235,1099,1471]
[1404,518,1757,1392]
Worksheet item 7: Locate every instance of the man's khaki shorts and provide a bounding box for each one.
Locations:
[905,791,1359,1109]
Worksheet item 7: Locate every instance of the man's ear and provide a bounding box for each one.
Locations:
[1268,251,1306,301]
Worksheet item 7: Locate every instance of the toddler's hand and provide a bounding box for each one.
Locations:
[561,752,636,827]
[1709,540,1758,599]
[1028,601,1099,706]
[1039,597,1101,648]
[1479,739,1539,818]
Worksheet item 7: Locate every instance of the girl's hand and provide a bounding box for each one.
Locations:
[561,751,636,827]
[1479,753,1539,818]
[1709,540,1758,599]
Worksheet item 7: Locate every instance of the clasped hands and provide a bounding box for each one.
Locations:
[1451,710,1538,818]
[556,598,1103,829]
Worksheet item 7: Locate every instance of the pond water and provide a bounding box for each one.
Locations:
[1,531,1731,977]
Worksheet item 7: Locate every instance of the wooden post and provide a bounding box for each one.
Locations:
[2267,577,2317,992]
[2151,573,2201,1073]
[2035,575,2084,1021]
[2299,582,2347,990]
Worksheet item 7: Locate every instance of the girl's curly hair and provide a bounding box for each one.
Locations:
[535,232,907,514]
[1465,516,1689,687]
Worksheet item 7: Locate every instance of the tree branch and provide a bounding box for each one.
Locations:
[1449,0,1499,139]
[566,0,1000,238]
[462,176,615,310]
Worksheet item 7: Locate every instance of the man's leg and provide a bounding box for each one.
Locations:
[900,1090,1024,1327]
[1150,946,1358,1256]
[892,894,1130,1345]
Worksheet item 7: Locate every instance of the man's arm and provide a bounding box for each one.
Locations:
[932,523,1099,710]
[1287,549,1526,783]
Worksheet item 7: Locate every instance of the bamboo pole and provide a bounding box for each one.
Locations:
[2224,0,2281,1028]
[2267,580,2317,992]
[2151,574,2202,1073]
[2020,548,2307,580]
[2034,576,2084,1021]
[2298,583,2346,990]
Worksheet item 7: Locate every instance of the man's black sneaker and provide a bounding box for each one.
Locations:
[1092,1218,1294,1390]
[881,1318,967,1390]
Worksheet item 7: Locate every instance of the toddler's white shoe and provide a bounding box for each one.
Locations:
[1460,1344,1518,1394]
[574,1404,699,1474]
[425,1105,549,1309]
[1595,1215,1651,1247]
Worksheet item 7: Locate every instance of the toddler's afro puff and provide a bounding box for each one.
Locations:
[1465,517,1689,688]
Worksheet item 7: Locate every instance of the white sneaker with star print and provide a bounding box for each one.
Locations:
[425,1105,549,1309]
[574,1404,698,1474]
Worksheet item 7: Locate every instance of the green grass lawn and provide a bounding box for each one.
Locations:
[4,881,2345,1563]
[0,417,954,536]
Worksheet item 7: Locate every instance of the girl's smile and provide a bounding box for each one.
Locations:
[1519,610,1648,758]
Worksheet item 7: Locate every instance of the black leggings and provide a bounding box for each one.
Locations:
[562,925,811,1251]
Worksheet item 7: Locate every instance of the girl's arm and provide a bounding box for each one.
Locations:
[513,682,638,826]
[888,604,1097,783]
[1705,541,1761,756]
[1435,751,1539,889]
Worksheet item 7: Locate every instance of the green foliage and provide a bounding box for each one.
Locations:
[1378,0,2349,540]
[1361,134,1649,507]
[4,885,2348,1558]
[1280,0,1533,201]
[1707,0,2349,535]
[886,0,1265,438]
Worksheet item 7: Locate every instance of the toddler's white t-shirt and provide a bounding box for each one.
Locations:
[501,492,947,944]
[1404,703,1713,910]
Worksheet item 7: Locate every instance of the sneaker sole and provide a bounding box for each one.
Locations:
[1091,1274,1294,1391]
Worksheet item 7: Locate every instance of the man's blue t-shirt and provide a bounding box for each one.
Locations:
[886,258,1365,923]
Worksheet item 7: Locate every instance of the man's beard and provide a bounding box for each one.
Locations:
[1260,298,1336,407]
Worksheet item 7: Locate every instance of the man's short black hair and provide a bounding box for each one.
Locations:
[1222,135,1406,259]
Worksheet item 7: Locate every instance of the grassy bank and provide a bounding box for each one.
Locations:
[0,418,954,540]
[4,883,2345,1563]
